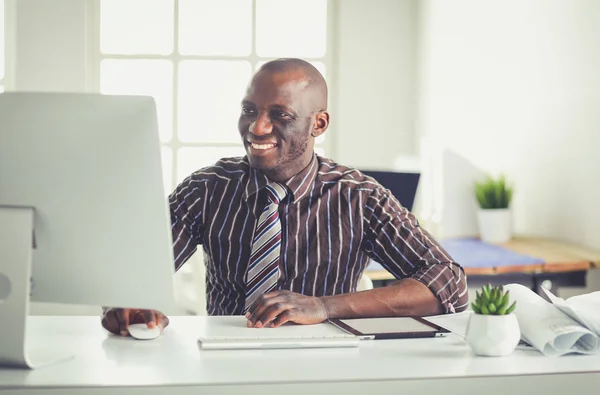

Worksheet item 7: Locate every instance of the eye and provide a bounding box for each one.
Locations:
[241,107,256,116]
[274,111,290,119]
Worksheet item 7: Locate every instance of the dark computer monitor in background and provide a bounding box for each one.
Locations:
[360,170,421,211]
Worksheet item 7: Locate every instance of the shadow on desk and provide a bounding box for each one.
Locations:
[101,334,166,365]
[394,346,471,359]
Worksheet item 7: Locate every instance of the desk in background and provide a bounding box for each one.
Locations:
[365,237,600,295]
[0,315,599,395]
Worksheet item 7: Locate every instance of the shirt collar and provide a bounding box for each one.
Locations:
[242,153,319,203]
[243,165,269,201]
[284,153,319,203]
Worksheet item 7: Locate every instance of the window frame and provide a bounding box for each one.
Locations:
[90,0,336,193]
[0,0,16,92]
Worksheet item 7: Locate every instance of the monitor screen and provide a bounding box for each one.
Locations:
[360,170,420,211]
[0,92,176,313]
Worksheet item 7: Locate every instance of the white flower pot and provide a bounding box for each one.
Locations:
[477,208,512,243]
[465,313,521,357]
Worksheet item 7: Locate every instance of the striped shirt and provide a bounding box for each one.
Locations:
[169,154,468,316]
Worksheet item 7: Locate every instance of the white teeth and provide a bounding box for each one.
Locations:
[251,143,276,150]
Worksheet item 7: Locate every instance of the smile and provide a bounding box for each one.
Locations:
[248,142,277,150]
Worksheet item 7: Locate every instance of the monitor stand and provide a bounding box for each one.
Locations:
[0,206,73,369]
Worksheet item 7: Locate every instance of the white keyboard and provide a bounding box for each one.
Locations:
[198,333,359,350]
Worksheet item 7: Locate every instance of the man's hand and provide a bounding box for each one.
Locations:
[245,290,329,328]
[101,307,170,337]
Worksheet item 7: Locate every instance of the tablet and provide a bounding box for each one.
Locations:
[328,316,449,340]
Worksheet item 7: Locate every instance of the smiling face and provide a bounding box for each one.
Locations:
[238,68,329,181]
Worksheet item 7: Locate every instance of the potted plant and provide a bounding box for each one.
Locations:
[474,174,514,243]
[465,284,520,357]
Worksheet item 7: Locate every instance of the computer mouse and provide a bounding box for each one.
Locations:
[127,323,161,340]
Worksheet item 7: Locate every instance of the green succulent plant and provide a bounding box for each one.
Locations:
[474,174,513,209]
[471,284,516,315]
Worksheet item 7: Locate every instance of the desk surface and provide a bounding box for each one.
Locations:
[366,237,600,280]
[499,237,600,273]
[1,315,599,394]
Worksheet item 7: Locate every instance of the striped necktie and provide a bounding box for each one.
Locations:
[244,181,288,313]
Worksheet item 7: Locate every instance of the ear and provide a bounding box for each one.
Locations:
[311,111,330,138]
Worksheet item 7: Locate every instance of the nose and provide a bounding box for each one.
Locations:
[249,113,273,136]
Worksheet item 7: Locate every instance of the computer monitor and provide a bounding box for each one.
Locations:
[360,170,420,211]
[0,92,176,368]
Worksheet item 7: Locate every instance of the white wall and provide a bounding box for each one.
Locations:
[14,0,90,91]
[332,0,418,168]
[416,0,600,292]
[417,0,600,248]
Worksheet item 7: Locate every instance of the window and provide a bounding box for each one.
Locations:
[0,0,5,92]
[97,0,330,195]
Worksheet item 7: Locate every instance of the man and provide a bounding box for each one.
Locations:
[102,58,468,336]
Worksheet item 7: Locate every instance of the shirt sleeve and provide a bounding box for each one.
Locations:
[168,175,206,271]
[363,188,468,313]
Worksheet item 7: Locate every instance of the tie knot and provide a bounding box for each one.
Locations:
[265,182,287,204]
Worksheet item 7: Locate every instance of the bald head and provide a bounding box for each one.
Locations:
[256,58,328,112]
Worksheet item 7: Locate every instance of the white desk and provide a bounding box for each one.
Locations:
[1,315,599,395]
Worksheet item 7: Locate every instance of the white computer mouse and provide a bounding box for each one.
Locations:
[127,323,161,340]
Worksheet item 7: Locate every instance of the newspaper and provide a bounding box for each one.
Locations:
[504,283,600,356]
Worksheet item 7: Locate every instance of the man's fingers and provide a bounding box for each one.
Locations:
[246,295,273,325]
[248,297,289,328]
[261,290,285,299]
[245,291,282,318]
[115,309,130,336]
[270,310,294,328]
[156,312,170,331]
[101,309,120,334]
[142,310,157,328]
[258,302,291,328]
[246,291,297,326]
[247,302,268,326]
[101,308,169,336]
